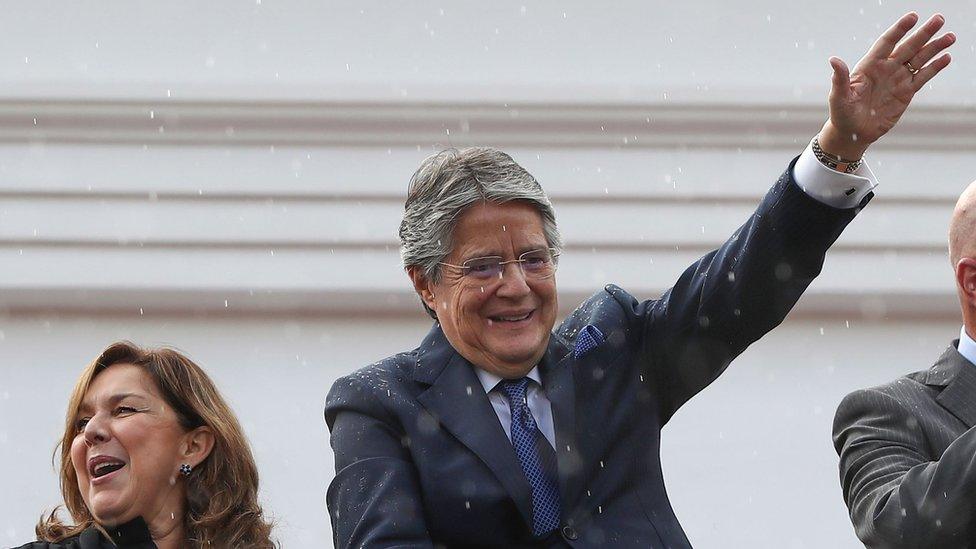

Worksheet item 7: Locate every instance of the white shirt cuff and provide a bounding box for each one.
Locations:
[794,140,878,209]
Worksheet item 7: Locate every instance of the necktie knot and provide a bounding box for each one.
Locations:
[498,377,531,406]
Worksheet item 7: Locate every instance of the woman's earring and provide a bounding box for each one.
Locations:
[179,463,192,476]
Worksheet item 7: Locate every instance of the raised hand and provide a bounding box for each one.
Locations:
[819,13,954,161]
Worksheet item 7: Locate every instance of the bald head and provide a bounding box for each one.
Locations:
[949,180,976,267]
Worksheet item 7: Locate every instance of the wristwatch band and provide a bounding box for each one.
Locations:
[812,137,863,174]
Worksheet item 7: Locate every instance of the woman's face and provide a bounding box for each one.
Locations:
[416,201,558,378]
[69,364,191,527]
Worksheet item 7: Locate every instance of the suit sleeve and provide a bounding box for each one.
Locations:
[613,157,866,422]
[833,388,976,547]
[325,375,434,549]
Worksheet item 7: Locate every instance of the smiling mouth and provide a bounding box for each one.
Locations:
[89,459,126,479]
[489,310,533,323]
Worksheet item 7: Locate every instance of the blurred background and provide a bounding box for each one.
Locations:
[1,1,975,547]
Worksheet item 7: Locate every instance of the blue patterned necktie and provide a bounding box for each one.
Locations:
[498,377,562,537]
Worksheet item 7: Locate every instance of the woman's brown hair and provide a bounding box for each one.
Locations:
[36,341,276,548]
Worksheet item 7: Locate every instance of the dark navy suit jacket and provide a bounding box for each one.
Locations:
[326,159,866,548]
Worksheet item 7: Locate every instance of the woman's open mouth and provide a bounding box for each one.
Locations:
[88,456,127,484]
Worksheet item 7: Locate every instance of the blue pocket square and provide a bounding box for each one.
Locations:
[574,325,605,359]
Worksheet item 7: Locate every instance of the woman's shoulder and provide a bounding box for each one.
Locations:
[9,538,79,549]
[9,528,108,549]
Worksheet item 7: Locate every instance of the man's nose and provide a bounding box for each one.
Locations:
[495,261,532,297]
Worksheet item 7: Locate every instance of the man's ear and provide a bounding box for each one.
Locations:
[181,426,215,468]
[408,266,437,311]
[955,258,976,307]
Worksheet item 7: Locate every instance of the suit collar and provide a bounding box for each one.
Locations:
[925,341,976,428]
[411,323,457,385]
[473,364,544,394]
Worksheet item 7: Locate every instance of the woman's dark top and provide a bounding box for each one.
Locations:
[10,518,156,549]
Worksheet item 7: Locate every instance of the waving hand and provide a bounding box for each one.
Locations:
[819,13,954,160]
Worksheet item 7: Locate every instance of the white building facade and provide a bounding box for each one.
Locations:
[2,2,975,546]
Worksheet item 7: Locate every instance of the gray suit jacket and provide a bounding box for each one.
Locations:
[833,342,976,548]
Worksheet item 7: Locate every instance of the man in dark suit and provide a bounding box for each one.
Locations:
[328,13,953,548]
[833,179,976,548]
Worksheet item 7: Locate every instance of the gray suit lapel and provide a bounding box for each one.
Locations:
[413,325,535,528]
[927,342,976,428]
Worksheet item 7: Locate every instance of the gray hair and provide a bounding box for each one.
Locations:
[399,147,562,318]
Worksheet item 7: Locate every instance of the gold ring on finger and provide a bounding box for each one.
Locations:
[904,61,920,75]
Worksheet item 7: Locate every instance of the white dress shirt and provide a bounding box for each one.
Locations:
[957,326,976,365]
[472,142,878,448]
[475,365,557,448]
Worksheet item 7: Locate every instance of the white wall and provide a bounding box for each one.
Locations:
[1,1,975,547]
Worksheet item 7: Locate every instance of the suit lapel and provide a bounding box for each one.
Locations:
[540,332,586,511]
[413,325,535,528]
[928,343,976,428]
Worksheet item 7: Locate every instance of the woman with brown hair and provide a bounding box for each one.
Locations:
[13,342,276,549]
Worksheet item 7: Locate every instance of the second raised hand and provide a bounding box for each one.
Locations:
[819,12,955,161]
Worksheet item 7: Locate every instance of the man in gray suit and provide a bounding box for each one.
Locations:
[834,181,976,547]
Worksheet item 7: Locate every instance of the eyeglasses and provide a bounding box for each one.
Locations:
[439,247,560,281]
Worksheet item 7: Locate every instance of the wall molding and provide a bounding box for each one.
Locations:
[1,99,975,150]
